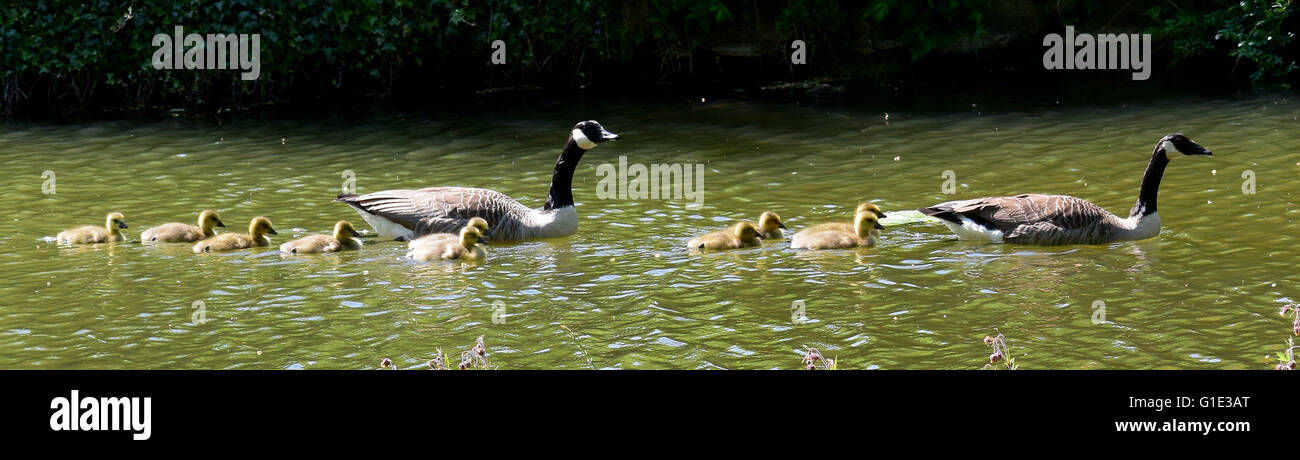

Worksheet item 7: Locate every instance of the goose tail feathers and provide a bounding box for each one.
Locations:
[917,204,963,225]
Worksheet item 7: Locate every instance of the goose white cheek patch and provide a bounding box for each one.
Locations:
[572,129,597,149]
[1162,140,1181,159]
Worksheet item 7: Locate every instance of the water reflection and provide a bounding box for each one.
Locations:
[1,92,1296,369]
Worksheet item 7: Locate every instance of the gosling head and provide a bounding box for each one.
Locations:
[757,211,786,232]
[1158,133,1212,160]
[459,226,488,248]
[199,210,225,232]
[249,216,277,238]
[571,120,619,150]
[853,211,884,238]
[465,217,493,238]
[855,202,888,219]
[106,212,127,231]
[732,221,763,241]
[333,220,362,240]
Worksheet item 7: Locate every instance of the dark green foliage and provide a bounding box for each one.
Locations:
[1148,0,1297,85]
[0,0,1294,113]
[860,0,988,61]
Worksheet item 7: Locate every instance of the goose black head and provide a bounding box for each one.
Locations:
[571,120,618,150]
[1158,133,1212,159]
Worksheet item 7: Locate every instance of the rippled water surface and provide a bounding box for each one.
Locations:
[3,91,1298,369]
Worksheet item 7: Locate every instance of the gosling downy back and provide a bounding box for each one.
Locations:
[791,202,887,246]
[687,221,763,251]
[57,212,128,244]
[407,217,492,249]
[141,209,226,243]
[279,220,363,254]
[193,216,277,253]
[408,224,489,262]
[791,211,883,250]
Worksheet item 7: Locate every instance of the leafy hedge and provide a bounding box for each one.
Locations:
[1150,0,1296,84]
[0,0,1294,114]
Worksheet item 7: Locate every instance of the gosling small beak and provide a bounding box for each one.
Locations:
[777,222,787,229]
[874,222,885,230]
[482,229,495,238]
[268,228,278,235]
[118,222,128,229]
[216,221,226,228]
[477,237,489,244]
[876,212,888,219]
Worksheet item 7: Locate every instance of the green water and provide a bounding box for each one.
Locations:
[3,92,1298,369]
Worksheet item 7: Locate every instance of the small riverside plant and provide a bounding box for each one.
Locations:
[377,335,492,370]
[1282,303,1300,336]
[1273,303,1299,370]
[1273,338,1297,371]
[982,331,1017,370]
[800,346,836,370]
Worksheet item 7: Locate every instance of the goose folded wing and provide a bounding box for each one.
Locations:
[342,190,435,229]
[343,187,484,225]
[413,216,471,237]
[343,186,527,237]
[926,194,1107,232]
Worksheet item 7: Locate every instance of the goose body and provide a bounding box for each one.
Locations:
[408,225,488,262]
[687,222,764,251]
[141,210,225,243]
[336,121,618,242]
[193,216,277,253]
[280,220,363,254]
[919,134,1211,245]
[57,212,127,245]
[791,210,883,250]
[756,211,787,240]
[792,203,886,245]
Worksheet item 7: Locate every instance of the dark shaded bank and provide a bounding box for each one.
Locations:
[2,0,1295,115]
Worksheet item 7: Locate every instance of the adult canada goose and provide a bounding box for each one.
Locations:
[790,210,884,250]
[141,209,225,243]
[408,225,488,262]
[192,216,277,253]
[792,202,887,242]
[57,212,127,244]
[280,220,364,254]
[756,211,787,240]
[336,120,618,242]
[687,222,764,251]
[918,133,1212,245]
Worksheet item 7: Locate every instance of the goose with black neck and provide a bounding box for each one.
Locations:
[918,133,1213,245]
[336,120,619,242]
